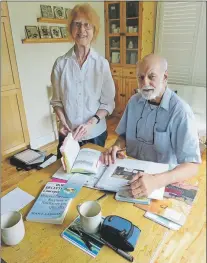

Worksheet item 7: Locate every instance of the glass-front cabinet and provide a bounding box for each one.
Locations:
[105,1,142,67]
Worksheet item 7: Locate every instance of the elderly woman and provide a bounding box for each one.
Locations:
[50,4,115,158]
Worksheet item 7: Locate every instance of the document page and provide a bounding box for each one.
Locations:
[72,148,101,174]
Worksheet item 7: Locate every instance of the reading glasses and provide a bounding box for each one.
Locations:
[136,100,160,145]
[72,21,94,30]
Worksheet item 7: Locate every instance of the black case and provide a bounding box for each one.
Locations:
[10,148,45,171]
[100,215,141,252]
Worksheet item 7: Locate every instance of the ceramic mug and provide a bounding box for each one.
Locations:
[1,211,25,246]
[77,201,102,234]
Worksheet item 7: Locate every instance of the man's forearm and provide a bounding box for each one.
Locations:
[154,162,200,188]
[114,135,126,149]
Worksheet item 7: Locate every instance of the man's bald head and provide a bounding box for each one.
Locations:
[137,54,168,73]
[136,54,168,102]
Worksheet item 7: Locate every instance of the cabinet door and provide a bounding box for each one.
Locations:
[123,77,137,105]
[112,76,124,115]
[1,2,8,17]
[1,17,19,91]
[1,89,28,154]
[105,2,123,65]
[123,1,142,66]
[1,14,29,156]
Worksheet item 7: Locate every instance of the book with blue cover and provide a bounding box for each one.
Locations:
[26,182,72,224]
[61,216,104,258]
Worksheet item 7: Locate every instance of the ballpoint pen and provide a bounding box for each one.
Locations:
[70,226,93,251]
[100,237,134,262]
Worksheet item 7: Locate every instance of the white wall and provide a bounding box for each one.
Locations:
[8,1,105,149]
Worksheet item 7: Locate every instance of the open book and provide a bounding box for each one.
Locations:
[52,158,172,199]
[60,133,101,174]
[26,182,72,224]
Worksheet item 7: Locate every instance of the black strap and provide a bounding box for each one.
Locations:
[94,114,100,124]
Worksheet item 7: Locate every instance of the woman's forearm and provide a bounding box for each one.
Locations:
[53,106,67,125]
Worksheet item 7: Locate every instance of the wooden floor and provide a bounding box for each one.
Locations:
[1,116,119,192]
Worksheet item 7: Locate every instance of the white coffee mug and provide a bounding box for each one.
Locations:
[1,211,25,246]
[77,201,102,234]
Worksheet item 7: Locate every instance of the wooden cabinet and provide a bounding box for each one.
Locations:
[104,1,156,116]
[1,3,29,156]
[105,1,141,116]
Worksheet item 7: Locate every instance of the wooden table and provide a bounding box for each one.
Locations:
[1,144,206,263]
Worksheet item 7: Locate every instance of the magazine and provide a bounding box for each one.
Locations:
[61,216,104,257]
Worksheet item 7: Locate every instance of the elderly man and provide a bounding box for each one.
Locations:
[102,54,201,198]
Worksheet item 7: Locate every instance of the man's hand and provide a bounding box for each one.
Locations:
[128,172,158,198]
[59,122,71,136]
[101,146,126,166]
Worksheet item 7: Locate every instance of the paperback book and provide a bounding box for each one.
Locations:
[61,216,104,257]
[60,133,101,174]
[26,182,72,224]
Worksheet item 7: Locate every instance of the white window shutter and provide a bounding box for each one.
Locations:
[155,2,206,87]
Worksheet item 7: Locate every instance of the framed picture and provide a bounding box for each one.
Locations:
[50,26,62,38]
[40,5,54,18]
[60,27,69,38]
[25,26,40,39]
[39,26,51,38]
[65,8,71,19]
[53,6,65,19]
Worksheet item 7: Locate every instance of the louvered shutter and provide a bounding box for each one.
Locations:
[155,2,206,87]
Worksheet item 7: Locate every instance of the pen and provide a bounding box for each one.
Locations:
[96,193,107,202]
[116,147,126,154]
[100,238,134,262]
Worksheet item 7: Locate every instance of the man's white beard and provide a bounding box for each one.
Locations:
[139,84,163,100]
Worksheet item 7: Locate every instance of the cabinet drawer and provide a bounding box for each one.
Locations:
[123,69,136,78]
[111,67,122,76]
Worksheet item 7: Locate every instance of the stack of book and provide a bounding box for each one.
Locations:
[134,182,198,230]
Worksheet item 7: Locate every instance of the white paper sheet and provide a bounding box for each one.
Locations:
[1,187,35,215]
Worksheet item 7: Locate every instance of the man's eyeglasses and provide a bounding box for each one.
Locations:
[136,100,159,145]
[72,21,93,30]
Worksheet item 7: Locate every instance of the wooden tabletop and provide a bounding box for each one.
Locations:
[1,144,206,263]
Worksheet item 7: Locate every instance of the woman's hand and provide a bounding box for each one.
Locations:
[73,117,97,141]
[101,146,126,166]
[59,122,71,136]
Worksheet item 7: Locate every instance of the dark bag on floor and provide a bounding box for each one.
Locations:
[10,148,45,171]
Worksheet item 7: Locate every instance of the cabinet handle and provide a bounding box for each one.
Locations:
[120,94,126,97]
[130,72,133,74]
